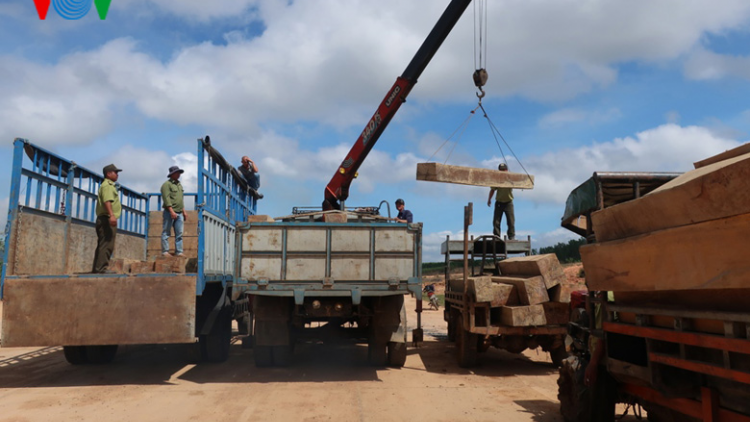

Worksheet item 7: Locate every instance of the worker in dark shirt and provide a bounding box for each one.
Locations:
[238,156,263,200]
[395,198,413,223]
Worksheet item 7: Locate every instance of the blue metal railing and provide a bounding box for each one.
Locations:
[1,139,149,296]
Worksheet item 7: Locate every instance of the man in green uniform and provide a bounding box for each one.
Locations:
[161,165,187,256]
[487,163,515,240]
[93,163,122,273]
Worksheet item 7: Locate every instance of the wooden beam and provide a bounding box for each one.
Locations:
[450,277,518,306]
[416,162,534,189]
[491,276,549,305]
[694,142,750,169]
[499,305,546,326]
[582,213,750,292]
[497,254,564,289]
[592,151,750,242]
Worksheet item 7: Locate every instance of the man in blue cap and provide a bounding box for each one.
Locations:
[161,165,187,256]
[93,163,122,273]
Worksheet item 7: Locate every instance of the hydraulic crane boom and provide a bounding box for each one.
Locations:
[323,0,473,211]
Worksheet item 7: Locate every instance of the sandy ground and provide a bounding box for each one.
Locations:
[0,265,641,422]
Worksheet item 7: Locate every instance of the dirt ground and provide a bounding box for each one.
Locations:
[0,265,641,422]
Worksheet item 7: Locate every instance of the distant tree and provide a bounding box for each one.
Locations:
[537,237,586,263]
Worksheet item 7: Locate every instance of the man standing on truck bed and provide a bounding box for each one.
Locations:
[161,165,187,257]
[92,164,122,273]
[487,163,515,240]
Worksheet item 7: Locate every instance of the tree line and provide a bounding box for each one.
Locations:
[532,237,586,263]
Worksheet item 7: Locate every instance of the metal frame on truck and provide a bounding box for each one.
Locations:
[1,137,256,364]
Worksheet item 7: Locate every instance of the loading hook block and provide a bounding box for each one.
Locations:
[473,68,488,99]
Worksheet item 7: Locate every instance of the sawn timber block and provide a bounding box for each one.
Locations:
[497,254,564,289]
[499,305,547,327]
[542,302,570,325]
[154,255,190,273]
[582,212,750,292]
[450,277,519,306]
[592,150,750,242]
[416,162,534,189]
[491,276,549,305]
[109,258,141,274]
[548,284,575,303]
[247,214,276,223]
[129,260,155,274]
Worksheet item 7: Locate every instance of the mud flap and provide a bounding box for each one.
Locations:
[253,296,292,346]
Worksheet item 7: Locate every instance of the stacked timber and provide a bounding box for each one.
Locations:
[580,145,750,312]
[452,254,571,327]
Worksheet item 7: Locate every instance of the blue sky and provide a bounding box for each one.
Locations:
[2,0,750,262]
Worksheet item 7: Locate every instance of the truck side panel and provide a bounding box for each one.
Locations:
[1,275,196,347]
[8,212,144,275]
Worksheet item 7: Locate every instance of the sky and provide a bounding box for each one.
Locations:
[1,0,750,262]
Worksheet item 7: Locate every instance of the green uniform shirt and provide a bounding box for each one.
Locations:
[161,179,184,213]
[491,187,514,203]
[96,179,122,218]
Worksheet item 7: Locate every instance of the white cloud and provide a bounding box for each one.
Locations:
[539,107,622,127]
[4,1,750,148]
[511,123,740,205]
[684,48,750,81]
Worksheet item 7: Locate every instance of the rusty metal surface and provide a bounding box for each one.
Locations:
[1,275,196,347]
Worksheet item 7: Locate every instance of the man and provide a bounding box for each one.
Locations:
[487,163,515,240]
[238,156,263,200]
[395,198,413,223]
[93,164,122,273]
[161,165,188,257]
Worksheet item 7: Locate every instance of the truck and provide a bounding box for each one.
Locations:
[557,166,750,422]
[1,137,255,364]
[440,204,569,368]
[231,0,477,367]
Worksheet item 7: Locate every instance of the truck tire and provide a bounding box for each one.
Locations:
[254,345,273,367]
[456,315,478,367]
[368,341,388,366]
[63,346,89,365]
[550,345,568,368]
[387,342,407,367]
[447,308,458,342]
[86,345,118,364]
[558,355,616,422]
[200,306,232,363]
[271,345,292,367]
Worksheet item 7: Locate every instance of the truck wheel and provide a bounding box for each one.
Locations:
[254,345,273,367]
[200,306,232,363]
[86,345,118,364]
[550,345,567,368]
[447,309,458,342]
[272,345,292,367]
[63,346,89,365]
[558,355,591,422]
[368,341,388,366]
[456,315,478,368]
[387,342,407,367]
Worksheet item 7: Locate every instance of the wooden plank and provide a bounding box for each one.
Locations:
[449,277,519,306]
[592,151,750,242]
[543,302,570,325]
[499,305,546,327]
[247,214,275,222]
[130,260,155,274]
[497,254,563,289]
[491,276,549,305]
[694,143,750,169]
[1,275,196,347]
[416,162,534,189]
[582,213,750,292]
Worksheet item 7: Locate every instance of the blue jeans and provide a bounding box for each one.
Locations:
[162,210,184,254]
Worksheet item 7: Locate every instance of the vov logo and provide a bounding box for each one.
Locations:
[33,0,112,20]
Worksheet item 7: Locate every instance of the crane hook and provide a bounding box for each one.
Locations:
[473,68,488,100]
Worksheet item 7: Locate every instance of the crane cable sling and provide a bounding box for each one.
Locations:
[474,0,488,70]
[425,103,479,163]
[479,102,535,186]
